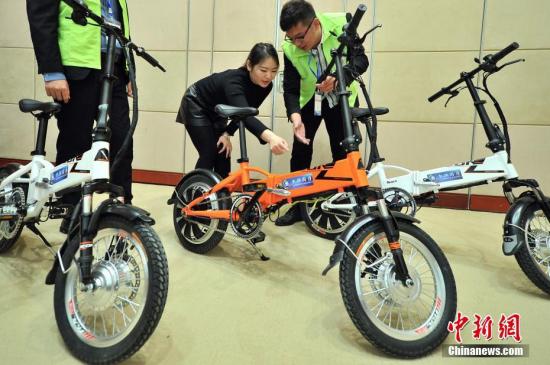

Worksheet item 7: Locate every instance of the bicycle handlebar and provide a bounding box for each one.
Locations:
[344,4,367,37]
[484,42,519,64]
[428,42,519,102]
[318,4,367,82]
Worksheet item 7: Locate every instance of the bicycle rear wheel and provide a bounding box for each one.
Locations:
[173,173,229,254]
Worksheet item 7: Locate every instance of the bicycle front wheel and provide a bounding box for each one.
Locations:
[53,216,169,364]
[339,220,456,358]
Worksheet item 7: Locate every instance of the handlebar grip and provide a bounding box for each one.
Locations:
[488,42,519,64]
[428,88,448,103]
[136,47,166,72]
[345,4,367,35]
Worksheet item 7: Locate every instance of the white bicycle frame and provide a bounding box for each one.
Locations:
[321,148,519,211]
[374,150,519,195]
[0,141,110,220]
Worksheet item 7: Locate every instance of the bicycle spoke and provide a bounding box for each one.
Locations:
[117,295,140,314]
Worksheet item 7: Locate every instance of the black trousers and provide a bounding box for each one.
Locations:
[185,124,230,178]
[290,97,347,171]
[179,88,230,178]
[56,62,133,203]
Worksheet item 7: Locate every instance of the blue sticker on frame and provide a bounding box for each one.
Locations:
[282,173,314,190]
[427,169,463,183]
[50,165,68,185]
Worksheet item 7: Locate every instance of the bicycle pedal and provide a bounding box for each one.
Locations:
[266,188,291,197]
[248,231,266,244]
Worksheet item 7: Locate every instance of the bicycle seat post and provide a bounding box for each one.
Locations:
[236,118,251,184]
[32,112,51,157]
[236,118,249,163]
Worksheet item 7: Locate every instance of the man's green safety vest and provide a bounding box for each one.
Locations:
[58,0,130,69]
[282,12,359,110]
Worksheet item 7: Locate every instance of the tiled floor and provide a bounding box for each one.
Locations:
[0,183,547,364]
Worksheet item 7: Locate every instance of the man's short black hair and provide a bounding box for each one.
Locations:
[279,0,316,32]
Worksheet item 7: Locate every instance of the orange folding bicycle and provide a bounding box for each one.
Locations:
[167,5,456,358]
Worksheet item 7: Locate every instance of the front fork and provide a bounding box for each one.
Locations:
[361,188,412,286]
[78,193,95,286]
[78,182,126,286]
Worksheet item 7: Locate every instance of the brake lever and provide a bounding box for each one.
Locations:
[444,89,461,108]
[359,24,382,43]
[495,58,525,72]
[128,42,166,72]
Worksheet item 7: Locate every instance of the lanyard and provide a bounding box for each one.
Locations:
[107,0,114,16]
[307,50,321,81]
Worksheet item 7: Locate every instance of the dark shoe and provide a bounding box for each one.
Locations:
[275,204,303,226]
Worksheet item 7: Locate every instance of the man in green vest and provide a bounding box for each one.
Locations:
[276,0,369,226]
[26,0,134,230]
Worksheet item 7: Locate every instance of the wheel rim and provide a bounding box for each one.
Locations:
[306,193,356,235]
[0,219,22,240]
[524,209,550,278]
[175,182,219,245]
[354,231,447,340]
[63,228,149,348]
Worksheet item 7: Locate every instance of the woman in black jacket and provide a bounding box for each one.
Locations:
[177,43,288,178]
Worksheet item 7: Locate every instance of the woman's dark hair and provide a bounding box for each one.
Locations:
[242,42,279,69]
[280,0,316,32]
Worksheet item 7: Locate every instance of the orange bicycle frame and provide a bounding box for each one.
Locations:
[183,150,369,220]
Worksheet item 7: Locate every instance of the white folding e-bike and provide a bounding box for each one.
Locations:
[0,1,169,363]
[303,42,550,295]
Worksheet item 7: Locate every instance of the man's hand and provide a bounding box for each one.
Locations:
[127,81,133,97]
[217,133,232,158]
[45,79,70,103]
[293,120,310,145]
[316,75,337,93]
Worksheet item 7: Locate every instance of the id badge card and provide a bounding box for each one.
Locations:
[314,91,322,116]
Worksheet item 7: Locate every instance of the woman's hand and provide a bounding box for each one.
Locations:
[261,130,289,155]
[217,133,232,158]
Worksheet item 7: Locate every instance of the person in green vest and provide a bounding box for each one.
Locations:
[276,0,369,226]
[26,0,134,231]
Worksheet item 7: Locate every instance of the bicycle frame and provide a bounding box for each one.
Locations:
[370,150,519,197]
[0,142,109,220]
[183,151,369,220]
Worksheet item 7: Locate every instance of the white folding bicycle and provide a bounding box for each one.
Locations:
[0,1,169,363]
[303,42,550,295]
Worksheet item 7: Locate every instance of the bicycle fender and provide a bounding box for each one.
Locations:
[321,212,420,276]
[502,194,537,256]
[89,203,154,234]
[167,168,222,205]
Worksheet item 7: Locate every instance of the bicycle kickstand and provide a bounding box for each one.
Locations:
[247,231,270,261]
